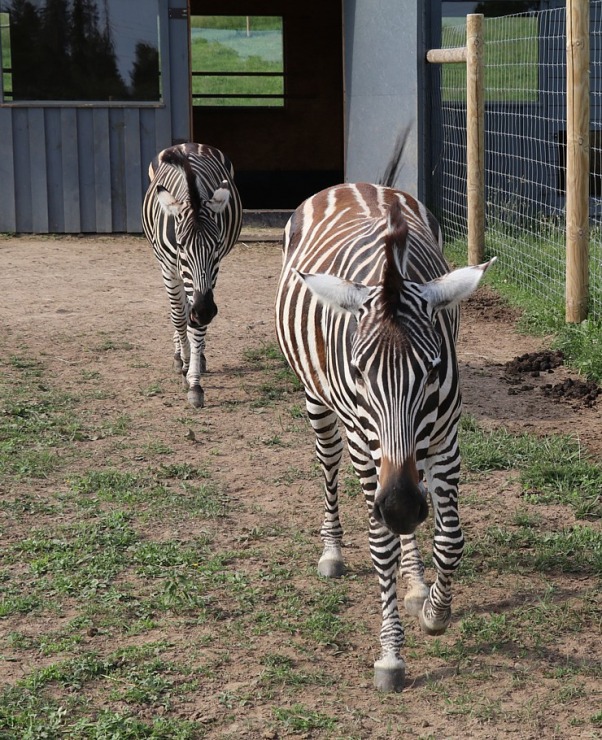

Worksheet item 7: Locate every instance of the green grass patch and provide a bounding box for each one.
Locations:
[460,416,601,520]
[244,341,303,407]
[445,233,602,382]
[0,643,203,738]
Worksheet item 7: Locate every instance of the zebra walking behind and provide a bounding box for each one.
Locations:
[275,182,495,691]
[142,143,242,408]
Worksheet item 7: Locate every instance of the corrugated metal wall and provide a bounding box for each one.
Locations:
[0,0,190,234]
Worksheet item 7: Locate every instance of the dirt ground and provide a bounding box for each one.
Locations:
[0,232,600,738]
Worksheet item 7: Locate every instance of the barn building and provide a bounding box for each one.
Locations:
[0,0,586,234]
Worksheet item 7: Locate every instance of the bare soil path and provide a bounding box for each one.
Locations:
[0,234,600,739]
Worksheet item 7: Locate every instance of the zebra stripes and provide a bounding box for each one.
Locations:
[142,143,242,408]
[275,182,495,691]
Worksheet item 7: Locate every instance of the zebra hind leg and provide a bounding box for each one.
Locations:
[419,483,463,636]
[306,395,345,578]
[399,533,430,617]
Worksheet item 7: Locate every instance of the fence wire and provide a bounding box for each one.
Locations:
[433,4,602,321]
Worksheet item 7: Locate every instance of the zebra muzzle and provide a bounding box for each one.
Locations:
[189,289,218,327]
[373,459,429,535]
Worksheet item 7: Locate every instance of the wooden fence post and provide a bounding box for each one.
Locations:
[426,14,485,266]
[466,14,485,265]
[565,0,590,323]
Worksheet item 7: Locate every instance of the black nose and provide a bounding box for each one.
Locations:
[189,289,217,327]
[373,466,428,535]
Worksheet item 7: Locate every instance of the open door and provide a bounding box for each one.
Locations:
[189,1,344,209]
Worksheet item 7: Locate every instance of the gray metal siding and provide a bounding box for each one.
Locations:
[343,0,425,199]
[0,105,170,233]
[0,0,189,234]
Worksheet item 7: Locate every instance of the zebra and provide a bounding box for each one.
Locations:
[142,142,242,408]
[275,182,495,691]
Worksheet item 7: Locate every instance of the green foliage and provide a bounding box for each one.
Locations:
[273,704,338,732]
[554,319,602,381]
[446,233,602,382]
[460,417,601,520]
[442,17,538,103]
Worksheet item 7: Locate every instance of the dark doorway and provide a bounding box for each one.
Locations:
[189,1,344,209]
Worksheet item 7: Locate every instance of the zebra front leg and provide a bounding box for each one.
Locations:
[307,396,346,578]
[185,325,208,408]
[419,480,463,636]
[349,435,406,692]
[370,518,406,692]
[161,267,191,379]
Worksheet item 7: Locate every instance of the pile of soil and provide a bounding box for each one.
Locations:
[503,350,599,407]
[542,377,601,407]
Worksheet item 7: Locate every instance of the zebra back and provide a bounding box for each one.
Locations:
[276,183,460,437]
[142,142,242,273]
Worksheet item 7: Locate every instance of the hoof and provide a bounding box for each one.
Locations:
[374,655,405,692]
[187,386,205,409]
[173,354,184,373]
[404,584,430,617]
[317,557,346,578]
[419,602,451,636]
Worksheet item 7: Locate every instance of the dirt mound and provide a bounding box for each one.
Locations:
[503,350,599,407]
[505,349,565,375]
[542,377,601,407]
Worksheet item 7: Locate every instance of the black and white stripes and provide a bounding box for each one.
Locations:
[142,143,242,408]
[275,182,495,691]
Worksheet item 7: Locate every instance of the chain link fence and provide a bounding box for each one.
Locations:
[431,3,601,321]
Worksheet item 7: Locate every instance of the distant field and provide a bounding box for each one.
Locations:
[441,16,539,102]
[190,15,283,106]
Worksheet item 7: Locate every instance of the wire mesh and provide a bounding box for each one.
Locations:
[433,3,602,321]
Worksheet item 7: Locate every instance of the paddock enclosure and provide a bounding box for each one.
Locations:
[0,234,600,737]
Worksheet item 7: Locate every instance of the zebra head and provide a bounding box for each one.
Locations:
[296,200,496,536]
[156,149,233,328]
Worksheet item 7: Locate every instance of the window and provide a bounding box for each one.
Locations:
[191,15,284,107]
[0,0,161,103]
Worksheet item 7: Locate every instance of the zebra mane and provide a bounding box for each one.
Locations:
[160,148,203,222]
[382,199,410,309]
[378,126,411,188]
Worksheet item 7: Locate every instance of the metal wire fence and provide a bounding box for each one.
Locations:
[432,3,602,321]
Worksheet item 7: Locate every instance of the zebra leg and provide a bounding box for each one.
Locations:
[370,517,406,691]
[173,330,185,373]
[419,458,463,635]
[399,534,430,617]
[160,265,191,379]
[348,433,406,692]
[185,325,208,408]
[306,394,345,578]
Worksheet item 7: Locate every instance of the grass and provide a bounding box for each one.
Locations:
[190,15,283,107]
[442,16,539,103]
[1,330,602,737]
[445,233,602,383]
[459,415,602,520]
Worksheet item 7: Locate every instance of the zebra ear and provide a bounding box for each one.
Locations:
[156,185,184,216]
[206,180,231,213]
[294,270,371,314]
[419,257,497,311]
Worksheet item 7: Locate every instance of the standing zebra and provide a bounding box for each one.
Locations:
[142,143,242,408]
[275,183,495,691]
